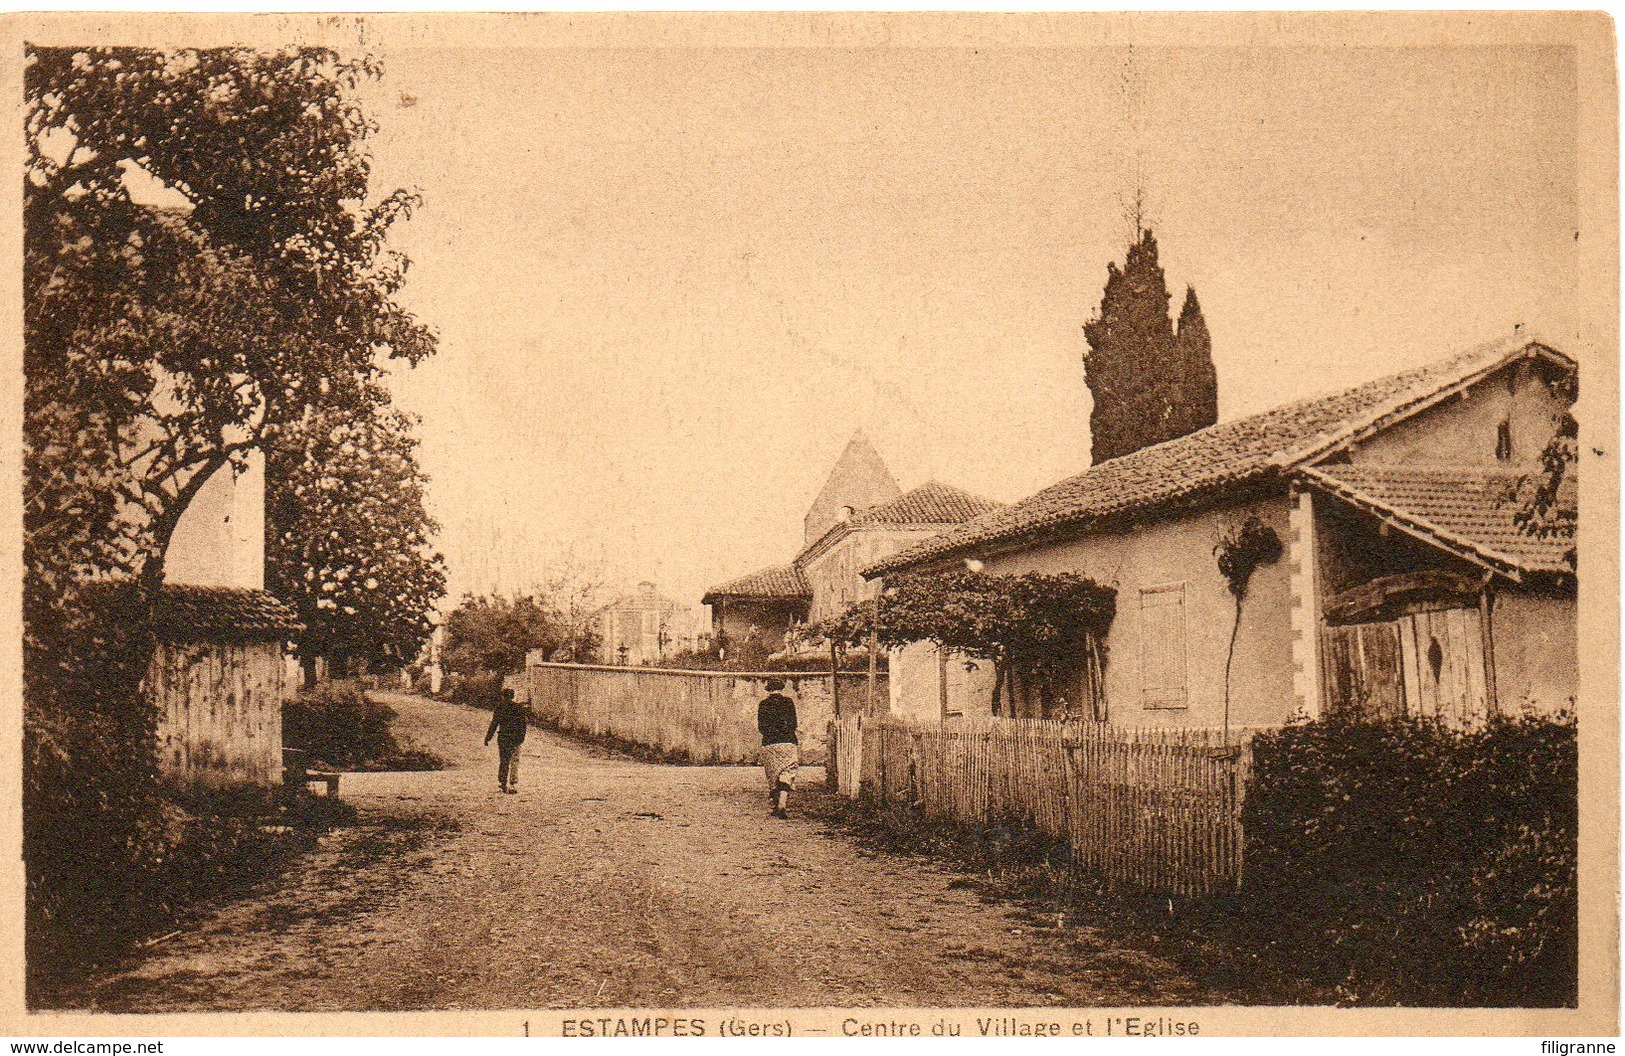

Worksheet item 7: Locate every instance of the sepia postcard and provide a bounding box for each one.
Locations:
[1,10,1618,1042]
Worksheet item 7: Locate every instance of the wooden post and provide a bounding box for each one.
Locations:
[1478,572,1500,720]
[867,593,880,713]
[830,638,841,717]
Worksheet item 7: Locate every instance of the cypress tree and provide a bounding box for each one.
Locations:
[1082,229,1218,463]
[1173,285,1219,439]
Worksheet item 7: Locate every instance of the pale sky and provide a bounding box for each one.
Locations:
[356,38,1586,609]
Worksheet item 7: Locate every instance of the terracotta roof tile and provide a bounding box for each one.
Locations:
[850,481,1003,528]
[867,335,1572,577]
[1303,464,1576,576]
[701,564,810,605]
[154,584,303,639]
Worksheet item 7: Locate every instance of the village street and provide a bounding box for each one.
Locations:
[75,692,1207,1013]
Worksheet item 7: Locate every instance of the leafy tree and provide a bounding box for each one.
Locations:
[535,563,610,665]
[266,393,447,687]
[443,594,564,679]
[819,569,1116,718]
[1083,228,1218,463]
[23,45,432,987]
[1513,373,1578,570]
[25,46,433,596]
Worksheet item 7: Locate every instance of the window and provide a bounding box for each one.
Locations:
[1139,583,1188,708]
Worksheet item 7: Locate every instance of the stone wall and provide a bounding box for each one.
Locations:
[524,662,888,764]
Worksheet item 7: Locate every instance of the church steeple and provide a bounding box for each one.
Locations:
[803,430,901,544]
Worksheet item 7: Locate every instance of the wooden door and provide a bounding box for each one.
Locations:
[1320,620,1406,722]
[1398,607,1487,727]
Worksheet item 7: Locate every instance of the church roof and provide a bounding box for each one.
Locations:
[701,564,811,606]
[848,480,1004,528]
[803,430,902,544]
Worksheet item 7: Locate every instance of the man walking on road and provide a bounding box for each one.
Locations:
[485,687,529,794]
[757,677,799,819]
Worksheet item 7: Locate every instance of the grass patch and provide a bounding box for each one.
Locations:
[798,788,1329,1006]
[28,791,359,1008]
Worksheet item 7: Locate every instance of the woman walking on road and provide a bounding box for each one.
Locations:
[485,687,529,794]
[757,678,799,819]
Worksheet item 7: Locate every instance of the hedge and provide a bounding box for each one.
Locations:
[1242,715,1577,1006]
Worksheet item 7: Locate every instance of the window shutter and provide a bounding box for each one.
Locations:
[1140,584,1188,708]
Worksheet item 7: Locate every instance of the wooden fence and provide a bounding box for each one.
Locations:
[525,661,886,765]
[830,715,1257,895]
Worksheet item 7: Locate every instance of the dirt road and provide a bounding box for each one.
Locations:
[78,693,1203,1012]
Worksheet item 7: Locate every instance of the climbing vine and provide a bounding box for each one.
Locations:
[1214,515,1284,736]
[815,569,1116,717]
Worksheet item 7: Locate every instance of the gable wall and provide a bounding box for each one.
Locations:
[802,527,942,623]
[1347,359,1571,469]
[1492,586,1578,717]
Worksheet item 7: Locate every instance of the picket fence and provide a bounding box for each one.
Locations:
[830,715,1257,895]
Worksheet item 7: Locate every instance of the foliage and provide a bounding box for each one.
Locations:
[1243,715,1577,1006]
[1511,371,1578,569]
[443,587,604,679]
[22,584,167,992]
[267,394,447,683]
[26,46,434,594]
[817,569,1114,715]
[1083,228,1218,464]
[663,644,879,673]
[441,670,507,709]
[1214,516,1284,600]
[282,680,444,771]
[443,594,559,677]
[23,45,430,991]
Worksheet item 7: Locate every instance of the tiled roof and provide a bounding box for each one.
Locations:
[866,334,1572,576]
[849,481,1004,528]
[154,584,303,639]
[701,564,811,605]
[1301,464,1576,577]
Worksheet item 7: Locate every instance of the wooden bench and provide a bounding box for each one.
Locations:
[283,748,340,797]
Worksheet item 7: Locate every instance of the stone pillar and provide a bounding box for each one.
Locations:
[1288,485,1324,720]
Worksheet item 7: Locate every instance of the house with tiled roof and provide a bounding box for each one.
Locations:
[149,451,302,787]
[702,432,1003,663]
[867,333,1578,729]
[594,581,706,665]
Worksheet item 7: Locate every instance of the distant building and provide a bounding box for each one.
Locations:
[703,431,1002,658]
[596,582,703,665]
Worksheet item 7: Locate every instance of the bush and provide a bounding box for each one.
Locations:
[24,582,169,999]
[1242,714,1577,1006]
[440,669,504,707]
[282,680,395,769]
[283,680,445,772]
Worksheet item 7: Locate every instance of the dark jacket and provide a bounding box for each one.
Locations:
[757,692,798,746]
[486,700,529,747]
